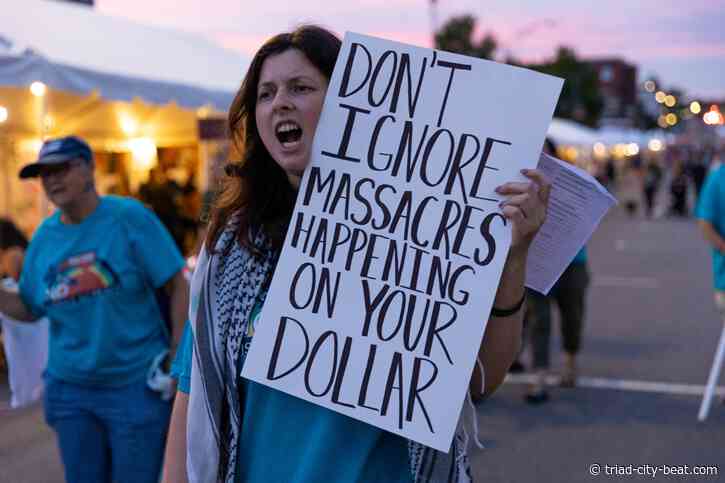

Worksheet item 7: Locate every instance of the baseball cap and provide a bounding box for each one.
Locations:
[19,136,93,179]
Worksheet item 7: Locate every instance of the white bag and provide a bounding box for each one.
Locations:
[1,279,48,409]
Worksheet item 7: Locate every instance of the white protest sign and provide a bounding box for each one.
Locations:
[242,32,563,452]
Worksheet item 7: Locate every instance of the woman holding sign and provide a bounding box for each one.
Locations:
[162,25,551,483]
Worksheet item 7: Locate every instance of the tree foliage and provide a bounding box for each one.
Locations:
[434,14,497,60]
[435,15,605,126]
[525,47,604,127]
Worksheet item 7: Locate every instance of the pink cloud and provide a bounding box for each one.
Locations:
[212,28,436,58]
[96,0,725,97]
[363,30,436,49]
[212,32,272,56]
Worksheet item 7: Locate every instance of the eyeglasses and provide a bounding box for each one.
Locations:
[38,160,84,179]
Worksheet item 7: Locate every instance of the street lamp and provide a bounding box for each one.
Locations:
[0,106,7,123]
[703,105,724,126]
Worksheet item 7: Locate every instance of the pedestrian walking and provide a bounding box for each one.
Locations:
[0,135,189,483]
[524,247,590,403]
[161,25,552,483]
[522,138,591,404]
[670,161,689,217]
[643,160,662,218]
[620,163,642,217]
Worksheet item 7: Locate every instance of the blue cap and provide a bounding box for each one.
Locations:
[19,136,93,179]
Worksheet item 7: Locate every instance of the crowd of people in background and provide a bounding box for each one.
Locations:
[510,141,724,407]
[0,219,29,372]
[601,144,720,220]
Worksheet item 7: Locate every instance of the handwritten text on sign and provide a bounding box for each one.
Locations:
[242,33,563,451]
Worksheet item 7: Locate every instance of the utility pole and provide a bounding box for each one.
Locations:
[428,0,439,48]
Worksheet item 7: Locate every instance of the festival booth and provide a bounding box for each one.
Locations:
[546,117,599,166]
[546,117,668,180]
[0,0,248,235]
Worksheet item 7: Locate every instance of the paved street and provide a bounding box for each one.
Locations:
[1,205,724,483]
[472,206,725,482]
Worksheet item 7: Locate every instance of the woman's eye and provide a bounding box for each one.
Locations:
[258,91,272,101]
[294,85,312,93]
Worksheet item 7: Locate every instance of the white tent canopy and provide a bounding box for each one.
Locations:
[1,0,248,110]
[546,118,599,146]
[547,118,668,149]
[596,126,669,148]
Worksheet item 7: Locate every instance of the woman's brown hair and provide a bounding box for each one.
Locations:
[206,25,342,254]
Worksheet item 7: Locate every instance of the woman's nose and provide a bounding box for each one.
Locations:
[272,90,293,112]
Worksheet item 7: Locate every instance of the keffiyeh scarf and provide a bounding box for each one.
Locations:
[186,217,479,482]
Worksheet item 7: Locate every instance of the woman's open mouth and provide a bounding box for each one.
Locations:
[275,121,303,149]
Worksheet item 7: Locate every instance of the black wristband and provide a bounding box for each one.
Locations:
[491,291,526,317]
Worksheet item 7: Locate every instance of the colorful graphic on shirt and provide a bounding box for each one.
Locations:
[44,252,119,304]
[241,297,266,360]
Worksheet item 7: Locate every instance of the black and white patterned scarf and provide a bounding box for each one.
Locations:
[186,217,477,483]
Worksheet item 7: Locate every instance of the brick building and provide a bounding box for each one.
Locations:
[588,58,637,126]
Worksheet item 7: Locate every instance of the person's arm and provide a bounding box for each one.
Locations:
[161,392,189,483]
[698,220,725,253]
[1,247,24,281]
[165,270,190,366]
[470,169,551,399]
[0,287,36,322]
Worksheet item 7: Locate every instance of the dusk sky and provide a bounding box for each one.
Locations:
[97,0,725,100]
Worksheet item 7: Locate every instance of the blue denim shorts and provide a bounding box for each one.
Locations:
[44,375,172,483]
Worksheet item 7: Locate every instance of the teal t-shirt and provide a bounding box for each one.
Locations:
[696,165,725,290]
[19,196,184,387]
[171,321,193,392]
[572,246,588,264]
[173,295,411,483]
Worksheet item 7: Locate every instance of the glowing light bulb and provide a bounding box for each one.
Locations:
[30,81,47,97]
[648,139,663,152]
[120,115,138,136]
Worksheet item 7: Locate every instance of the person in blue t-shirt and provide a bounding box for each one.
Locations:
[161,25,554,483]
[696,161,725,303]
[695,159,725,409]
[0,136,189,483]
